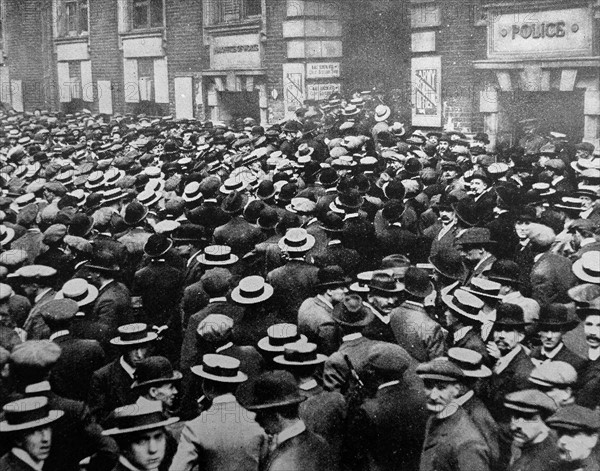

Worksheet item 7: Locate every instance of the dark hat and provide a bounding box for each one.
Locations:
[277,183,298,203]
[332,294,373,327]
[404,267,433,298]
[102,401,179,436]
[0,397,64,433]
[547,404,600,433]
[536,304,579,331]
[68,213,94,237]
[273,341,327,367]
[256,180,276,200]
[316,265,349,289]
[456,227,496,248]
[383,179,405,200]
[333,189,363,212]
[448,347,492,378]
[474,132,490,144]
[39,299,79,323]
[131,356,182,389]
[435,193,459,211]
[381,200,404,222]
[85,249,119,273]
[416,357,465,382]
[318,168,340,188]
[239,370,305,410]
[110,323,158,346]
[442,289,485,322]
[201,268,233,297]
[257,207,279,230]
[515,207,537,223]
[364,343,413,381]
[144,234,173,258]
[496,184,521,208]
[221,190,246,215]
[123,200,149,226]
[319,211,344,232]
[368,271,404,294]
[504,389,557,416]
[487,259,520,284]
[429,248,467,281]
[577,308,600,320]
[495,303,528,328]
[191,353,248,383]
[452,199,479,227]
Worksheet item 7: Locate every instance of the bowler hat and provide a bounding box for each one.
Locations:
[68,213,94,237]
[85,249,119,273]
[110,323,158,346]
[144,234,173,258]
[256,180,276,200]
[495,303,528,328]
[404,267,433,298]
[0,397,64,433]
[221,190,246,215]
[332,294,373,327]
[124,200,148,226]
[536,304,579,331]
[239,370,305,410]
[257,207,279,230]
[319,211,344,233]
[131,356,182,389]
[368,271,403,294]
[487,259,520,284]
[381,200,404,222]
[429,248,467,282]
[319,167,340,187]
[452,199,479,227]
[456,227,496,248]
[316,265,350,289]
[102,401,179,436]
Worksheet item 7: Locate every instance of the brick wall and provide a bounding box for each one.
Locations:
[264,0,286,100]
[437,0,487,132]
[89,0,124,114]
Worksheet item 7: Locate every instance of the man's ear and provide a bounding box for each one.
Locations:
[148,386,158,399]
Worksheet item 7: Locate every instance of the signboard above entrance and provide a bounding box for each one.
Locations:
[488,7,593,59]
[210,34,262,70]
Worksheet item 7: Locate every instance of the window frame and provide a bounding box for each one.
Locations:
[130,0,165,31]
[57,0,89,38]
[203,0,263,27]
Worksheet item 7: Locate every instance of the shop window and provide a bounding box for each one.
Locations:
[138,58,155,101]
[204,0,262,26]
[56,0,89,37]
[132,0,164,30]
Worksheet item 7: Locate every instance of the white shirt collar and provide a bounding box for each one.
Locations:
[541,342,564,359]
[99,279,114,291]
[276,420,306,447]
[49,330,70,341]
[212,393,237,405]
[581,207,594,219]
[343,213,359,221]
[342,332,362,342]
[299,379,318,391]
[589,346,600,361]
[534,253,544,263]
[473,254,493,273]
[581,237,596,248]
[494,344,522,374]
[378,380,400,391]
[24,381,51,394]
[365,301,389,324]
[404,300,425,308]
[11,449,45,471]
[455,390,475,407]
[453,326,473,343]
[209,297,227,303]
[34,288,52,303]
[328,239,341,246]
[215,342,234,353]
[552,175,565,186]
[120,356,136,379]
[316,294,333,311]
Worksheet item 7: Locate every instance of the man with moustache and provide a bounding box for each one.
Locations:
[417,357,491,471]
[363,271,403,344]
[547,404,600,471]
[456,228,497,284]
[423,194,460,259]
[575,307,600,409]
[504,389,560,471]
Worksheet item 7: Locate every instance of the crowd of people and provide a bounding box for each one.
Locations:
[0,91,599,471]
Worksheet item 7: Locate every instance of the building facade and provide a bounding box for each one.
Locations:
[0,0,597,149]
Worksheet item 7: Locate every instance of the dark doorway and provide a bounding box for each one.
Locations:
[219,91,260,124]
[499,90,585,145]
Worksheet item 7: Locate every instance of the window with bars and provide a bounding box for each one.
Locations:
[56,0,88,37]
[204,0,262,26]
[132,0,164,30]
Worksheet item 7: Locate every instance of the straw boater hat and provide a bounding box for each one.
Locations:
[572,251,600,284]
[102,401,179,436]
[55,278,99,307]
[110,323,158,346]
[231,276,274,305]
[463,277,502,301]
[196,245,238,266]
[182,181,204,203]
[191,354,248,383]
[442,289,485,322]
[273,341,327,367]
[447,347,492,378]
[0,225,15,246]
[278,228,315,253]
[257,323,307,353]
[0,396,64,433]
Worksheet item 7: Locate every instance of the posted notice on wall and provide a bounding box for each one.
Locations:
[306,62,340,79]
[411,56,442,127]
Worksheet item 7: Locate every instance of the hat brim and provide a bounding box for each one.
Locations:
[55,285,99,307]
[182,193,203,203]
[231,284,274,305]
[190,365,248,383]
[145,239,174,258]
[442,293,483,322]
[243,395,306,410]
[131,371,183,389]
[417,373,460,382]
[272,353,327,366]
[316,278,351,289]
[332,309,374,327]
[110,332,158,346]
[461,365,492,378]
[257,334,308,352]
[103,417,180,436]
[463,287,502,301]
[535,320,579,332]
[404,282,433,299]
[0,410,64,433]
[278,234,315,253]
[374,111,391,122]
[196,254,239,266]
[428,256,467,282]
[572,259,600,283]
[1,227,15,246]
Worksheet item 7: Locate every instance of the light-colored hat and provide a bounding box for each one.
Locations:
[55,278,99,306]
[529,361,577,388]
[573,251,600,283]
[191,354,248,383]
[278,228,315,253]
[258,324,307,353]
[110,323,158,346]
[0,397,64,433]
[102,400,179,436]
[231,276,274,305]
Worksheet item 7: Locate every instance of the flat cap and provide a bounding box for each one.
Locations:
[545,159,566,171]
[43,224,67,245]
[13,265,57,279]
[504,389,557,415]
[416,358,465,382]
[196,314,234,343]
[0,250,29,267]
[39,299,79,323]
[365,343,413,380]
[547,404,600,433]
[529,361,577,388]
[0,283,14,301]
[10,340,61,368]
[528,223,556,248]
